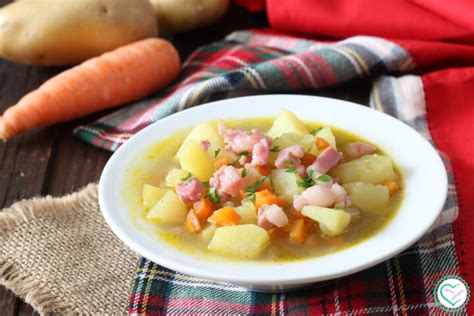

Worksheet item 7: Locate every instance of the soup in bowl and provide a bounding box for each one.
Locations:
[99,95,447,291]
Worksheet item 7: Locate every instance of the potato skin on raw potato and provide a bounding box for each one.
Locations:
[150,0,229,34]
[0,0,157,66]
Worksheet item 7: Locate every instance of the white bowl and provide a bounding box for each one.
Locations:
[99,95,447,291]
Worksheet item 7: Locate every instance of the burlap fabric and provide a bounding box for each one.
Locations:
[0,184,138,315]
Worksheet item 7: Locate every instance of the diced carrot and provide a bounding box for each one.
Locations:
[193,197,214,222]
[185,210,201,233]
[383,180,400,195]
[214,154,233,170]
[257,178,273,192]
[289,219,305,244]
[256,165,272,176]
[208,206,241,226]
[316,137,330,150]
[255,189,279,209]
[301,153,317,166]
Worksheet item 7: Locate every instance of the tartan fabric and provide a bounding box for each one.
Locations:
[121,31,465,315]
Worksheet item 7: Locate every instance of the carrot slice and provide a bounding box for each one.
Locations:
[316,137,330,150]
[0,38,180,140]
[383,180,400,195]
[301,153,317,166]
[193,197,214,222]
[208,206,241,226]
[289,219,305,244]
[257,178,273,192]
[185,210,202,233]
[255,189,279,209]
[256,165,272,176]
[214,154,233,170]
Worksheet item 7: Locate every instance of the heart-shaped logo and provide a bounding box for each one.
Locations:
[435,276,470,311]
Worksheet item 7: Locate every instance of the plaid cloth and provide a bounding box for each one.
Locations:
[103,31,465,315]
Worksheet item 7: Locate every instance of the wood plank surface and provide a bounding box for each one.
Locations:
[0,2,370,314]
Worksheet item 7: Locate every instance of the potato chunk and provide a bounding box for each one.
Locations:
[302,206,351,237]
[267,109,309,139]
[208,224,270,259]
[178,140,214,181]
[146,190,188,224]
[165,168,190,188]
[272,133,304,149]
[315,127,336,149]
[235,201,257,225]
[177,122,224,159]
[199,224,217,244]
[142,184,167,208]
[270,169,304,204]
[343,182,389,212]
[331,154,397,184]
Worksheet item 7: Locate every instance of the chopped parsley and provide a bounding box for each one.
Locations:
[316,174,332,182]
[310,127,323,135]
[283,159,294,165]
[214,148,221,158]
[244,177,267,202]
[207,187,220,203]
[297,169,315,188]
[229,151,249,166]
[241,168,248,177]
[270,146,280,153]
[180,172,192,181]
[202,181,210,187]
[286,167,296,173]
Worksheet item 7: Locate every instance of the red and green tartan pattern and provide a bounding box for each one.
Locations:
[119,31,464,315]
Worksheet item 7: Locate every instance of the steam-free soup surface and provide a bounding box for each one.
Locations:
[123,109,402,262]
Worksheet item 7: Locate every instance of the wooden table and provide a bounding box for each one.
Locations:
[0,3,370,314]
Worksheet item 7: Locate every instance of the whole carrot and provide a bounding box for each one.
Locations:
[0,38,180,140]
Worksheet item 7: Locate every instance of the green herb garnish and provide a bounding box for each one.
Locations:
[241,168,248,177]
[202,181,210,187]
[270,146,280,153]
[296,169,315,188]
[207,187,220,203]
[229,151,249,166]
[244,177,267,202]
[283,159,294,165]
[310,127,323,135]
[286,167,296,173]
[214,148,221,158]
[180,172,192,181]
[316,174,332,182]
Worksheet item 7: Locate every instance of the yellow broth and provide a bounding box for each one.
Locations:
[122,118,403,262]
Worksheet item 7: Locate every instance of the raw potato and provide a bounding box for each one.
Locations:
[208,224,270,259]
[302,206,351,237]
[331,154,398,184]
[0,0,157,66]
[343,182,389,212]
[142,184,167,208]
[150,0,229,34]
[270,169,305,204]
[146,190,188,224]
[176,122,224,159]
[267,109,309,139]
[179,140,214,181]
[165,168,190,188]
[235,201,257,225]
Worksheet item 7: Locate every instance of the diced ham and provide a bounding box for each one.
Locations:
[217,122,272,154]
[210,166,243,198]
[309,147,342,174]
[176,178,203,203]
[275,145,304,169]
[293,185,337,211]
[345,142,376,158]
[331,183,351,207]
[242,163,261,186]
[199,140,211,152]
[251,138,270,166]
[258,204,288,229]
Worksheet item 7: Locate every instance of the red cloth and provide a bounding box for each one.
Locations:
[267,0,474,43]
[264,0,474,311]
